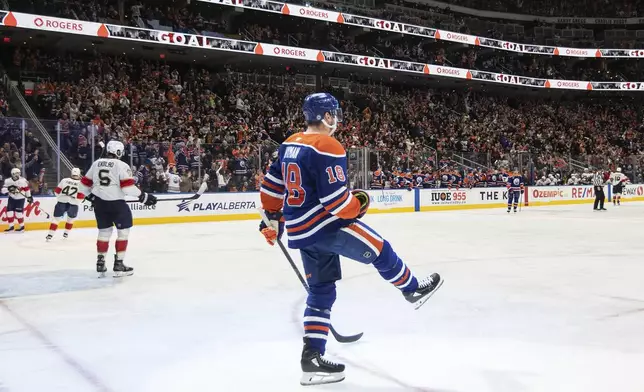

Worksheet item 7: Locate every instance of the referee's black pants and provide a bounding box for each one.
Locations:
[594,186,605,210]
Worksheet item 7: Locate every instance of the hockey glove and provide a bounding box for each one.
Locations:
[351,190,370,219]
[139,192,157,206]
[84,193,97,206]
[7,185,18,194]
[259,210,284,246]
[27,196,34,204]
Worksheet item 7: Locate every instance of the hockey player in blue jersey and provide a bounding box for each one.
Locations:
[506,171,524,213]
[258,93,442,386]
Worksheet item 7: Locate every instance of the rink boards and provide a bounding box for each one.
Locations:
[2,184,643,230]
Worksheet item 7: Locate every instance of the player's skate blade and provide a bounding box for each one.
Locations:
[300,341,345,386]
[14,226,24,233]
[404,273,443,310]
[300,371,345,386]
[46,234,53,241]
[113,258,133,278]
[3,227,14,233]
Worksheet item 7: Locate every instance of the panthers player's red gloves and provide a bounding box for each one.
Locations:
[351,190,370,219]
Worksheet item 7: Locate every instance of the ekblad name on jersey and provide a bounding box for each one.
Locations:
[260,132,362,249]
[80,158,141,200]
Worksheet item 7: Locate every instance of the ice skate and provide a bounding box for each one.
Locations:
[403,273,443,310]
[300,338,345,386]
[4,226,14,233]
[46,234,53,241]
[113,256,134,278]
[15,226,24,233]
[97,255,107,278]
[63,232,69,239]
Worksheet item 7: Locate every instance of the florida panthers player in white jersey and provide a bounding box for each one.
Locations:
[46,168,84,241]
[610,167,629,206]
[79,140,157,277]
[1,168,33,232]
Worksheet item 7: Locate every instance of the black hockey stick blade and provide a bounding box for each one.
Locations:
[330,325,363,343]
[258,209,364,344]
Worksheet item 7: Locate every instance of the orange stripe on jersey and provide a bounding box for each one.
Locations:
[335,197,362,220]
[261,192,284,213]
[324,191,348,211]
[393,268,410,287]
[284,132,346,156]
[287,210,329,233]
[304,325,330,332]
[262,179,283,192]
[347,223,383,252]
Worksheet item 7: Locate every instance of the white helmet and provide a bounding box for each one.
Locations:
[617,167,622,172]
[71,168,81,179]
[11,168,21,180]
[106,140,125,158]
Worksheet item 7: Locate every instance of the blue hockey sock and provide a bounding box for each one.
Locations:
[303,306,331,355]
[372,241,418,293]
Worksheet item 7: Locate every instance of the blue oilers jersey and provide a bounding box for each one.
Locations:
[488,174,499,186]
[371,171,384,189]
[507,175,524,191]
[439,174,450,188]
[423,174,434,188]
[450,174,461,188]
[260,132,362,249]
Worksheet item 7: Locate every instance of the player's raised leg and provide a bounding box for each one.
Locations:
[336,221,442,309]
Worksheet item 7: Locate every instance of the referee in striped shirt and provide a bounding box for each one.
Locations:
[593,169,607,211]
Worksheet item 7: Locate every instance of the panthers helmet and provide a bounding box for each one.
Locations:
[106,140,125,158]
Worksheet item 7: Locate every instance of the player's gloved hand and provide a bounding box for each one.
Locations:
[27,196,34,204]
[84,193,97,206]
[7,185,18,194]
[259,210,284,246]
[139,192,157,206]
[351,190,370,219]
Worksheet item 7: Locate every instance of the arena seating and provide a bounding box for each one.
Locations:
[1,0,643,190]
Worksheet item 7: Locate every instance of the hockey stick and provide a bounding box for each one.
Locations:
[259,209,364,344]
[125,177,209,203]
[17,190,52,219]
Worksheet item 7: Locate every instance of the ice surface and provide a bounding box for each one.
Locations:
[2,204,644,392]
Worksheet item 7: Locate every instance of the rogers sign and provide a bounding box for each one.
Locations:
[298,8,328,18]
[555,80,582,88]
[435,67,462,77]
[273,46,307,57]
[444,32,470,43]
[564,48,590,56]
[33,16,84,32]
